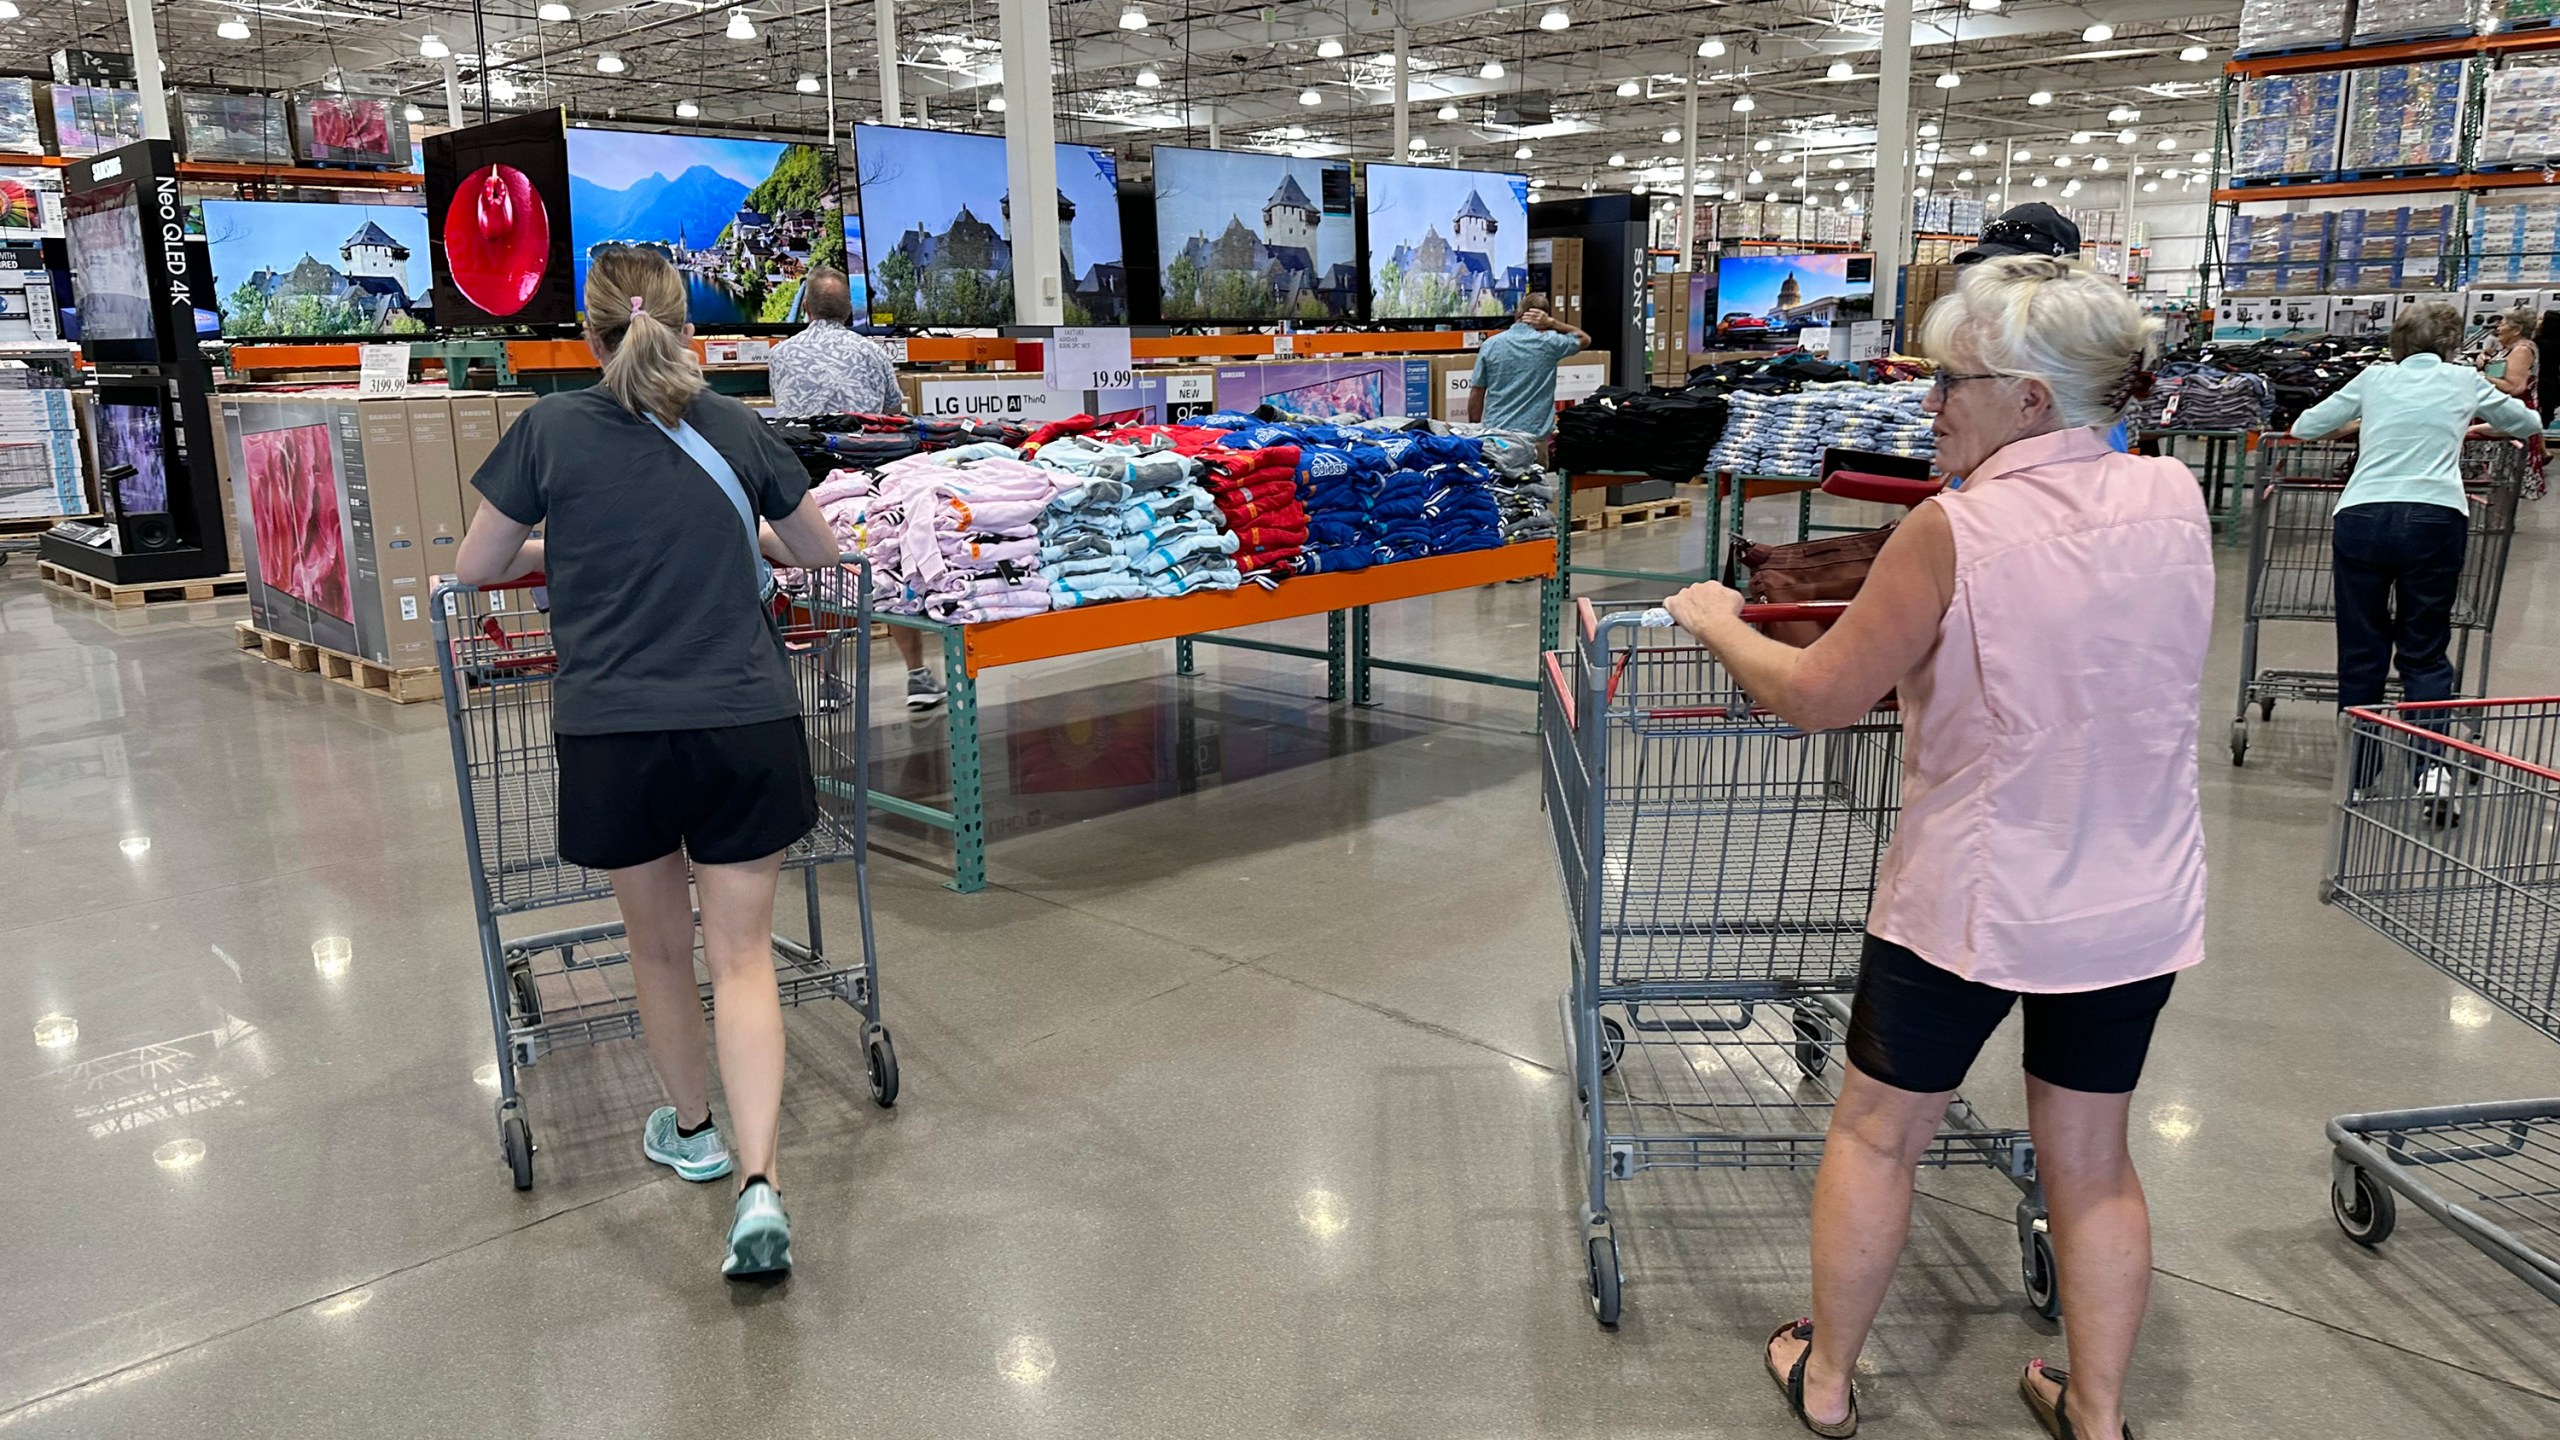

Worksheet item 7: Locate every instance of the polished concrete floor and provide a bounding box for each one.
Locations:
[4,495,2559,1440]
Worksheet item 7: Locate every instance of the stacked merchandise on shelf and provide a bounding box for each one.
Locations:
[1031,436,1239,605]
[1552,386,1728,483]
[2195,338,2378,427]
[1195,439,1309,577]
[2232,72,2346,180]
[2472,198,2560,285]
[1457,429,1558,545]
[0,372,82,523]
[2351,0,2473,43]
[1911,196,1989,239]
[2478,59,2560,169]
[2328,205,2455,292]
[768,412,1029,478]
[1367,430,1504,563]
[2125,362,2277,432]
[2491,0,2560,33]
[846,445,1064,623]
[2340,61,2467,176]
[2222,212,2336,294]
[2235,0,2352,55]
[1707,381,1934,477]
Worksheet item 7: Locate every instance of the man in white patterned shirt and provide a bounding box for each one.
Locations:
[768,268,904,419]
[767,268,943,707]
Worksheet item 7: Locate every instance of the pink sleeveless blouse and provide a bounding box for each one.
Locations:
[1866,427,2214,992]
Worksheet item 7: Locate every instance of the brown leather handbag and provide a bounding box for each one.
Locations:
[1734,524,1895,646]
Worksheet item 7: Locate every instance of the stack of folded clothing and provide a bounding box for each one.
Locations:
[1470,431,1557,544]
[1277,429,1391,575]
[1369,432,1503,562]
[1197,442,1308,577]
[1826,381,1936,461]
[1034,435,1241,606]
[1708,382,1937,476]
[863,445,1061,622]
[2127,360,2278,431]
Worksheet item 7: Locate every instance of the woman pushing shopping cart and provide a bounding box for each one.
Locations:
[1655,255,2213,1440]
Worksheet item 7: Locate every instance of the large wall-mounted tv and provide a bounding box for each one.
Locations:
[203,199,430,339]
[566,127,845,330]
[1364,162,1529,321]
[63,179,153,344]
[1153,146,1357,324]
[1711,252,1873,339]
[424,110,575,328]
[851,123,1126,327]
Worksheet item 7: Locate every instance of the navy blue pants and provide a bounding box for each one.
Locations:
[2332,501,2467,712]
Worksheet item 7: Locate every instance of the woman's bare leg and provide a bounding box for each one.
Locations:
[693,851,788,1185]
[608,852,710,1124]
[2022,1076,2149,1438]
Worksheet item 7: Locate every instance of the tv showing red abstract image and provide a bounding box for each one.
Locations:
[424,111,575,327]
[444,164,551,317]
[241,422,351,622]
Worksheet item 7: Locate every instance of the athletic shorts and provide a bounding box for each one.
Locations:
[555,715,817,871]
[1844,934,2177,1096]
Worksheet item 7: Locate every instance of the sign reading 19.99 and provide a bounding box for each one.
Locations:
[1045,326,1136,394]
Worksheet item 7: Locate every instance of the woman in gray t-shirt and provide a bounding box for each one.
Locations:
[457,246,839,1280]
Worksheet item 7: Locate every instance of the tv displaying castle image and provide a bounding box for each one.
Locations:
[1364,162,1529,320]
[202,199,431,338]
[851,124,1126,327]
[1154,147,1358,323]
[567,129,845,328]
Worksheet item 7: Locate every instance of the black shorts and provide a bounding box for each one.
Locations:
[1844,934,2177,1096]
[555,716,817,871]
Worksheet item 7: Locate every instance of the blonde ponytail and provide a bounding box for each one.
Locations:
[584,245,705,426]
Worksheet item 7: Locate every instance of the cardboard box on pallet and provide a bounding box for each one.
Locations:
[449,392,502,531]
[405,396,467,598]
[494,390,537,432]
[222,392,434,669]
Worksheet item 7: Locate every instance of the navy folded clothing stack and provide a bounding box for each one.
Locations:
[1369,432,1502,562]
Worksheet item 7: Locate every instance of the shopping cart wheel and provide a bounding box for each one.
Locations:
[865,1027,901,1108]
[1598,1016,1625,1077]
[2020,1228,2061,1320]
[1790,1002,1830,1079]
[500,1109,535,1192]
[2331,1166,2397,1247]
[1587,1234,1622,1328]
[2229,720,2249,768]
[507,963,542,1026]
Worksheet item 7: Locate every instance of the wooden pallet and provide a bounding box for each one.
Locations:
[233,621,443,704]
[1569,497,1695,534]
[0,513,97,538]
[38,559,248,608]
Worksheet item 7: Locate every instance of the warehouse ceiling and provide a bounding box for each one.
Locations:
[0,0,2242,203]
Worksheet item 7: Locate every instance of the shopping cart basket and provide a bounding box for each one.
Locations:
[2230,436,2523,766]
[1546,598,2043,1327]
[2320,700,2560,1302]
[432,562,897,1191]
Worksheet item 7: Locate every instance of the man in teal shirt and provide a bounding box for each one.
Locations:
[1467,293,1590,436]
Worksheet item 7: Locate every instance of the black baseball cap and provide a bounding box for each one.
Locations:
[1955,202,2082,265]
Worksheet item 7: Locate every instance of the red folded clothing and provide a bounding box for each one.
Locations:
[1020,415,1099,452]
[1213,479,1303,514]
[1105,424,1226,456]
[1205,444,1301,476]
[1230,518,1310,552]
[1237,544,1304,575]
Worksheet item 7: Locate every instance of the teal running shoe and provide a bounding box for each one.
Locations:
[723,1180,793,1278]
[641,1106,733,1183]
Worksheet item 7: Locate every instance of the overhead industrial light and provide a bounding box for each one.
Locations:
[2053,154,2072,168]
[488,72,518,101]
[2071,131,2092,144]
[419,34,449,58]
[1969,0,1999,9]
[1661,128,1679,144]
[1135,67,1160,87]
[1754,137,1771,151]
[1697,36,1725,57]
[1479,60,1504,78]
[1721,187,1740,200]
[1317,36,1344,58]
[596,52,624,72]
[538,1,573,20]
[2092,156,2110,170]
[1969,141,1988,157]
[2156,136,2177,150]
[1746,168,1762,183]
[1608,152,1626,166]
[1935,71,1961,89]
[1792,175,1806,188]
[2144,179,2160,191]
[1828,156,1844,169]
[1436,103,1459,119]
[2028,90,2053,105]
[1630,182,1647,195]
[1916,163,1934,176]
[796,73,820,93]
[1299,88,1322,105]
[2081,23,2112,41]
[726,9,757,40]
[939,44,966,64]
[2013,149,2032,162]
[1827,61,1854,80]
[1835,179,1850,191]
[2032,175,2048,188]
[0,0,23,13]
[217,15,250,40]
[1120,5,1147,30]
[1409,136,1429,152]
[2106,105,2132,122]
[676,98,701,118]
[1285,124,1307,139]
[2193,149,2212,164]
[403,103,425,122]
[1957,168,1974,181]
[1540,7,1570,31]
[1731,93,1755,112]
[2118,127,2137,144]
[2180,45,2209,62]
[1508,144,1529,160]
[1617,78,1641,97]
[1919,121,1939,136]
[1765,191,1779,202]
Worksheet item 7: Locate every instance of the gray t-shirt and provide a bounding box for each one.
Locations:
[471,387,809,736]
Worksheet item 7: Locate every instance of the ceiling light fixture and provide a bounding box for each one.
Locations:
[403,103,425,122]
[1617,78,1642,97]
[1969,0,2000,9]
[2180,44,2209,62]
[2053,154,2072,168]
[1120,4,1147,30]
[1958,168,1974,181]
[1936,71,1961,89]
[2072,131,2092,144]
[797,73,820,92]
[2193,149,2212,164]
[218,15,250,39]
[1698,36,1726,57]
[1136,67,1160,87]
[1317,36,1344,58]
[676,98,701,118]
[2082,23,2112,41]
[1731,93,1755,112]
[1836,179,1850,191]
[1540,7,1571,31]
[1480,60,1504,78]
[1437,103,1459,119]
[419,34,449,58]
[1661,128,1680,143]
[1515,144,1533,159]
[939,44,966,64]
[2144,179,2160,191]
[2118,127,2136,144]
[1299,88,1321,105]
[538,1,573,19]
[1828,156,1844,169]
[2013,149,2032,162]
[1919,122,1939,136]
[1409,135,1429,151]
[2028,90,2053,105]
[1827,60,1854,80]
[1754,137,1772,151]
[1917,163,1934,176]
[1608,152,1626,166]
[726,9,756,40]
[488,73,518,101]
[1765,191,1779,202]
[2092,155,2110,170]
[1746,167,1763,183]
[2156,136,2177,150]
[597,52,625,72]
[1969,141,1988,157]
[2032,175,2048,187]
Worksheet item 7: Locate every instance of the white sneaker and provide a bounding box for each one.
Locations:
[905,667,947,710]
[2418,763,2460,829]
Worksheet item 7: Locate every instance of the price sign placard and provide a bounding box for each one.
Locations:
[358,344,409,397]
[1045,326,1135,393]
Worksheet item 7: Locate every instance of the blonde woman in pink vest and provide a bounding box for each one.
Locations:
[1665,254,2212,1440]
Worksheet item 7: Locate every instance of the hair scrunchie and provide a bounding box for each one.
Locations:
[2105,353,2154,409]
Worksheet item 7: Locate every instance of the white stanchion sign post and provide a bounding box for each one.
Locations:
[1045,326,1135,393]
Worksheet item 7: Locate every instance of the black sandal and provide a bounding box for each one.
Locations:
[2019,1360,2135,1439]
[1765,1318,1859,1437]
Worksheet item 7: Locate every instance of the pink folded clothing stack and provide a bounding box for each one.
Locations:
[832,449,1065,623]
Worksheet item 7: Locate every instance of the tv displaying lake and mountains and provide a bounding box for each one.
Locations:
[203,199,430,338]
[1364,162,1529,321]
[1153,146,1357,323]
[850,123,1126,327]
[565,127,844,328]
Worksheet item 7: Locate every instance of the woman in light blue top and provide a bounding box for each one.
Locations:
[2290,303,2538,746]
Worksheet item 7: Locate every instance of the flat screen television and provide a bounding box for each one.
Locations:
[566,127,845,329]
[63,179,154,347]
[1363,162,1529,321]
[179,92,293,164]
[842,211,869,315]
[295,92,408,169]
[424,110,576,327]
[49,85,144,157]
[202,199,431,339]
[1710,252,1873,340]
[851,123,1126,327]
[95,391,169,519]
[1152,146,1357,323]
